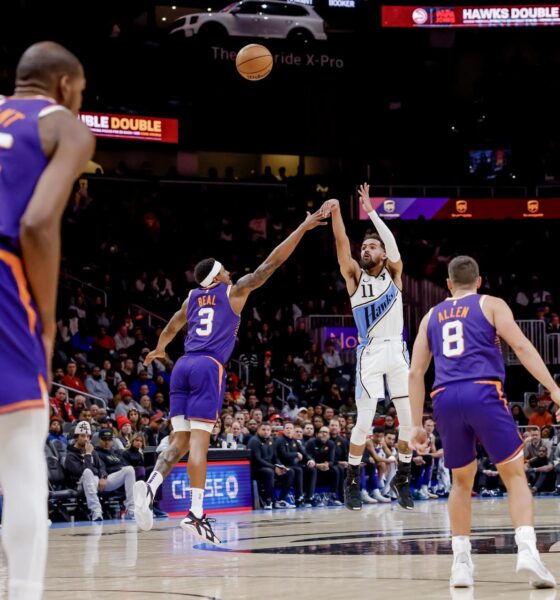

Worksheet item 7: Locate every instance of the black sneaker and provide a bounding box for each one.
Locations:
[390,465,414,510]
[344,465,362,511]
[180,510,221,545]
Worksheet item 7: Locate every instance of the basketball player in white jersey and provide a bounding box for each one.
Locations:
[321,183,414,511]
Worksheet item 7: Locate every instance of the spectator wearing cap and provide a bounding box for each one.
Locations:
[48,416,68,446]
[116,416,133,447]
[94,429,136,507]
[114,390,142,419]
[143,410,165,446]
[85,366,114,404]
[112,381,130,407]
[64,421,133,521]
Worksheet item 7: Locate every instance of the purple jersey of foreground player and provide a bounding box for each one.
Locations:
[426,293,522,469]
[0,97,54,253]
[184,283,240,366]
[427,293,505,388]
[0,97,54,412]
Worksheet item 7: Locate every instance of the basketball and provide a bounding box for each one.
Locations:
[235,44,273,81]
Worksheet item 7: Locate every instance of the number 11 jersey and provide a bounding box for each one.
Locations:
[427,293,505,388]
[184,283,240,365]
[350,267,404,347]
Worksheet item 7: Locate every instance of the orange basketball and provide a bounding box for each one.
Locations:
[235,44,273,81]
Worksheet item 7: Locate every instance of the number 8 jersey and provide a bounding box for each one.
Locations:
[184,283,240,365]
[426,293,505,388]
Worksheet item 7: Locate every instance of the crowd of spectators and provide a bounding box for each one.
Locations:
[38,177,560,520]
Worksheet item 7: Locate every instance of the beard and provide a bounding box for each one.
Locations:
[359,255,378,270]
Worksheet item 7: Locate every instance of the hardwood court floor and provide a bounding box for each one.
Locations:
[2,498,560,600]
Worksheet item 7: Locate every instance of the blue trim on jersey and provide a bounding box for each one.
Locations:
[352,281,399,343]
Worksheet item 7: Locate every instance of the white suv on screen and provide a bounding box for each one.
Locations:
[170,1,328,42]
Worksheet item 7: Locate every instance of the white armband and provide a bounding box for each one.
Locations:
[367,210,401,263]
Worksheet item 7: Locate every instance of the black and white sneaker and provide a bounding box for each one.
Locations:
[344,465,362,511]
[133,480,154,531]
[390,465,414,510]
[180,511,221,546]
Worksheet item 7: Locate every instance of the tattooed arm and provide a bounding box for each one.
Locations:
[228,210,326,315]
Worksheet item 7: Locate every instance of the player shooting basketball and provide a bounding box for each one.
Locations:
[320,183,415,512]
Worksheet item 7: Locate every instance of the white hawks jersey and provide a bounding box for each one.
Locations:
[350,267,403,347]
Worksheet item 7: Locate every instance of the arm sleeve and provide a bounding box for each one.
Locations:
[367,210,400,262]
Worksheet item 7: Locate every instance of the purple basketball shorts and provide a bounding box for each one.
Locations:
[0,250,47,413]
[432,379,524,470]
[169,353,226,424]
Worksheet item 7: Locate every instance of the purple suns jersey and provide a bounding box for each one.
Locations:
[184,283,241,365]
[0,96,58,412]
[427,293,505,388]
[0,96,60,253]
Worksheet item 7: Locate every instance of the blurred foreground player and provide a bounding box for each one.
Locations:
[134,211,326,543]
[0,42,94,599]
[409,256,560,589]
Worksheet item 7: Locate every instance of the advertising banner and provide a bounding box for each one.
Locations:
[358,198,560,220]
[382,5,560,28]
[79,112,179,143]
[160,460,253,515]
[324,326,360,350]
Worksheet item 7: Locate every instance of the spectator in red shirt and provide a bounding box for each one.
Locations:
[61,362,87,393]
[528,403,553,429]
[49,387,75,422]
[93,326,116,353]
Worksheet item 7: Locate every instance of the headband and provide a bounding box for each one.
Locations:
[200,260,222,288]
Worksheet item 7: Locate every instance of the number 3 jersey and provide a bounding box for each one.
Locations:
[426,293,505,388]
[184,283,241,365]
[350,267,404,346]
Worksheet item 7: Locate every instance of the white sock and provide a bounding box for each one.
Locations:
[515,526,537,555]
[349,453,362,467]
[452,535,472,561]
[146,471,163,496]
[190,488,204,519]
[398,452,412,463]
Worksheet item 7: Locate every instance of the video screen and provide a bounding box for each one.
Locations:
[468,149,512,179]
[157,0,370,40]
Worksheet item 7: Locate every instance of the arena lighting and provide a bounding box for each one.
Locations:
[382,4,560,28]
